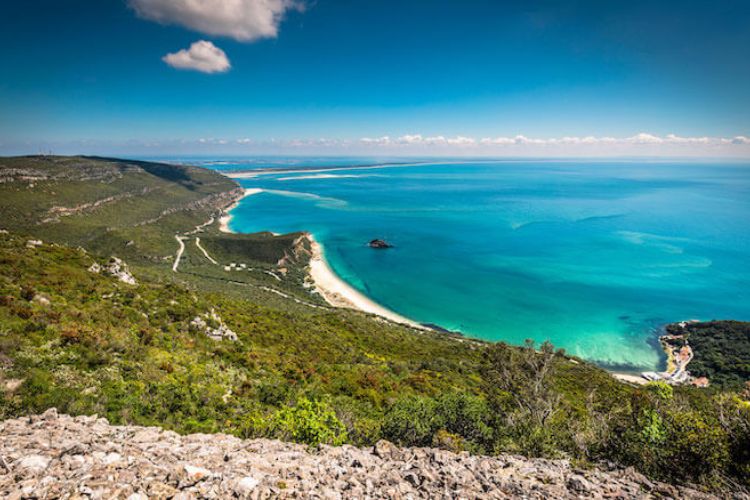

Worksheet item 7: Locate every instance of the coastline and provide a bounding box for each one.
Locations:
[217,188,424,329]
[219,188,263,233]
[217,183,665,376]
[305,234,424,329]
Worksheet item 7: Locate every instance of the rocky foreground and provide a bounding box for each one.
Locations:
[0,410,720,499]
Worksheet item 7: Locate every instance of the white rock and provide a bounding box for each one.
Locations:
[102,452,122,465]
[17,454,51,474]
[32,294,51,306]
[236,476,260,494]
[184,464,212,482]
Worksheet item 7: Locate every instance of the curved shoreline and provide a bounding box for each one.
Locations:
[218,189,424,329]
[217,185,662,377]
[306,234,423,328]
[219,188,263,233]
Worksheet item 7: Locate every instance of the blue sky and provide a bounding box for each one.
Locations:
[1,0,749,156]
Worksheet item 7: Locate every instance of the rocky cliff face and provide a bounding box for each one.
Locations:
[0,410,719,499]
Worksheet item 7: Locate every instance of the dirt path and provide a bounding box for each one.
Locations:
[195,237,218,265]
[172,235,186,272]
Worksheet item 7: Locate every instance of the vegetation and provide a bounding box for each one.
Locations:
[1,156,749,492]
[665,321,750,390]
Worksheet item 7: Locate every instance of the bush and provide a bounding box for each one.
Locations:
[434,392,493,452]
[381,395,439,447]
[269,397,347,447]
[661,410,729,484]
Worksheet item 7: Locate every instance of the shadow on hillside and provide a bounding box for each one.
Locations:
[86,156,196,186]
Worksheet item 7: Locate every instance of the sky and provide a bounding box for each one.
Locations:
[1,0,749,157]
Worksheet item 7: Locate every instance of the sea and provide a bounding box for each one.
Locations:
[170,158,750,372]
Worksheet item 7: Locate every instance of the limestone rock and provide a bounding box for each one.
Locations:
[88,257,137,285]
[16,455,50,474]
[190,308,238,341]
[0,411,724,499]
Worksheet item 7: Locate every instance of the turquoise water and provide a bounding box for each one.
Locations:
[222,160,750,371]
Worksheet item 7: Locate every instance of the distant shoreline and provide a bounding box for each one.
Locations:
[218,188,423,329]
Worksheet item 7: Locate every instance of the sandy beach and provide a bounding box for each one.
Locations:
[219,188,263,233]
[306,234,425,329]
[216,187,423,329]
[611,372,649,385]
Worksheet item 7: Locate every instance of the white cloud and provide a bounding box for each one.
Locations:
[446,136,476,146]
[480,136,515,145]
[390,134,477,146]
[360,136,392,145]
[664,134,710,144]
[397,134,424,144]
[626,132,663,144]
[129,0,300,42]
[360,132,750,152]
[162,40,231,73]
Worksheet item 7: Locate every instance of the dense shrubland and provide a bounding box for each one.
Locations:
[1,235,749,492]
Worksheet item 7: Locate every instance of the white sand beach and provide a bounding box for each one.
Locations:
[217,186,423,329]
[219,188,263,233]
[611,372,649,385]
[306,234,425,329]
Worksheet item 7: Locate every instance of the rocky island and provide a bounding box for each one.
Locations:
[368,239,393,249]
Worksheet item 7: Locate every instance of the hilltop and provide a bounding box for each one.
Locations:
[0,409,716,499]
[1,156,749,494]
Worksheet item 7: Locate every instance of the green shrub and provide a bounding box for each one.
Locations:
[269,398,347,446]
[661,410,729,484]
[434,392,493,452]
[381,395,439,446]
[644,381,673,402]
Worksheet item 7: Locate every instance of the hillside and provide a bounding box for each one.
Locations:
[666,321,750,390]
[0,409,717,499]
[1,156,750,493]
[0,155,326,309]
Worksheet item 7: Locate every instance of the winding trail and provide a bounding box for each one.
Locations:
[195,237,218,265]
[172,235,186,272]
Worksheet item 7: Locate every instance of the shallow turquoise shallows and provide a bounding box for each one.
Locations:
[221,160,750,372]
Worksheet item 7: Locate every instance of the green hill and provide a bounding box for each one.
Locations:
[1,156,749,491]
[666,321,750,390]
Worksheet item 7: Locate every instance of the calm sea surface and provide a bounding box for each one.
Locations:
[200,159,750,371]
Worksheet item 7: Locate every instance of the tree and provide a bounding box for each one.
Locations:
[483,340,561,428]
[481,340,564,456]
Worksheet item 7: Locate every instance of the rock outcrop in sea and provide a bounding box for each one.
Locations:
[368,239,393,249]
[0,410,717,499]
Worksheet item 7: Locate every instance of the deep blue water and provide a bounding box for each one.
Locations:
[216,160,750,371]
